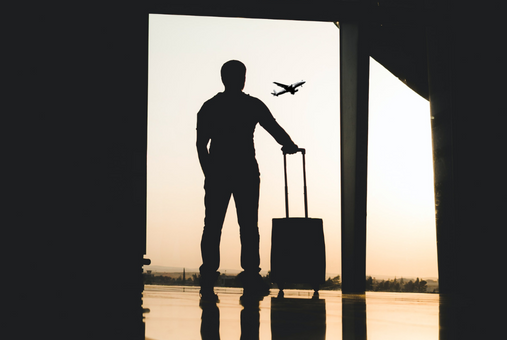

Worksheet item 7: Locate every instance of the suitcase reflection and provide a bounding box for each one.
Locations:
[270,297,326,340]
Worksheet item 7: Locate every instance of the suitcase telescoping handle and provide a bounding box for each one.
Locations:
[283,148,308,219]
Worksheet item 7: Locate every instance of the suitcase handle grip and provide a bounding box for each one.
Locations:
[283,148,308,218]
[282,147,306,155]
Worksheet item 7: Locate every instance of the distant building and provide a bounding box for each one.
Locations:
[425,279,439,293]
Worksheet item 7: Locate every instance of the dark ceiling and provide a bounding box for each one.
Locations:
[149,0,447,100]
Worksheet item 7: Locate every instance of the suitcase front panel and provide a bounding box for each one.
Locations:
[270,217,326,284]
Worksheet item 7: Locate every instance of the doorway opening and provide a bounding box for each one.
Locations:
[146,13,437,288]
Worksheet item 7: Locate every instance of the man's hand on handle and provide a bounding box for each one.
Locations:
[282,143,301,155]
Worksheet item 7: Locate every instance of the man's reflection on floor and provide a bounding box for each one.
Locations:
[240,297,261,340]
[342,294,367,340]
[200,297,262,340]
[200,301,220,340]
[270,297,326,340]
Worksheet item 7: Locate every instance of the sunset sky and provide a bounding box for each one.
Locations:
[146,14,437,279]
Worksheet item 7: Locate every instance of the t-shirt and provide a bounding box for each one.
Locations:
[197,91,293,176]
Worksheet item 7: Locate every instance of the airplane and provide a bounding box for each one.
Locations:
[271,80,306,96]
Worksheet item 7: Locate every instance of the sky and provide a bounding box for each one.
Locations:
[147,14,437,279]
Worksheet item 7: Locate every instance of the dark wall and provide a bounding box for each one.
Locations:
[63,5,148,337]
[427,6,504,296]
[13,3,148,338]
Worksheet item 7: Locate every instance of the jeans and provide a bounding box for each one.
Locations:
[199,174,261,276]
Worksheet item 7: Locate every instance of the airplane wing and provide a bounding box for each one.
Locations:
[272,88,288,96]
[274,82,290,90]
[291,81,305,89]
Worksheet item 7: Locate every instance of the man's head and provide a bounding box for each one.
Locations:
[221,60,246,91]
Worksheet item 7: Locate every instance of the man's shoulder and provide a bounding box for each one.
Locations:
[241,93,269,111]
[203,92,224,104]
[242,92,261,102]
[199,93,224,112]
[200,91,267,111]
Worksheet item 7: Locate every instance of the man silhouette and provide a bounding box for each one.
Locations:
[197,60,299,301]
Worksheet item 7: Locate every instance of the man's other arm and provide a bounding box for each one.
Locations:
[196,133,210,176]
[196,105,211,176]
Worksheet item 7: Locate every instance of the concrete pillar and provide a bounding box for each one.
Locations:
[340,21,370,294]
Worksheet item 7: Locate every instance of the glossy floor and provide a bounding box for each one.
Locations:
[143,285,441,340]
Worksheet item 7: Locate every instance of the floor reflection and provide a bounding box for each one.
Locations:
[342,294,367,340]
[200,301,221,340]
[199,297,264,340]
[92,285,499,339]
[270,297,326,340]
[240,298,261,340]
[199,295,328,340]
[439,295,496,340]
[144,287,446,339]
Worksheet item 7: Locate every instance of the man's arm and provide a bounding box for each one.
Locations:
[258,102,299,154]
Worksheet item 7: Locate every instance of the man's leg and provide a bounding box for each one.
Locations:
[233,176,261,273]
[200,177,231,299]
[233,176,269,297]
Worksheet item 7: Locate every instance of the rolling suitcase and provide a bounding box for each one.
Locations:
[270,148,326,296]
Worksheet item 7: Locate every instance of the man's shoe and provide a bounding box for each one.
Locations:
[199,271,220,303]
[239,272,270,298]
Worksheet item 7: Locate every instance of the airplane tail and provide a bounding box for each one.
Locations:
[271,90,278,96]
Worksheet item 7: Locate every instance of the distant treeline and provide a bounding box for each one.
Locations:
[144,272,433,293]
[144,272,201,286]
[366,276,430,293]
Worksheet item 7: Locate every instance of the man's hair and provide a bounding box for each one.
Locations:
[221,60,246,90]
